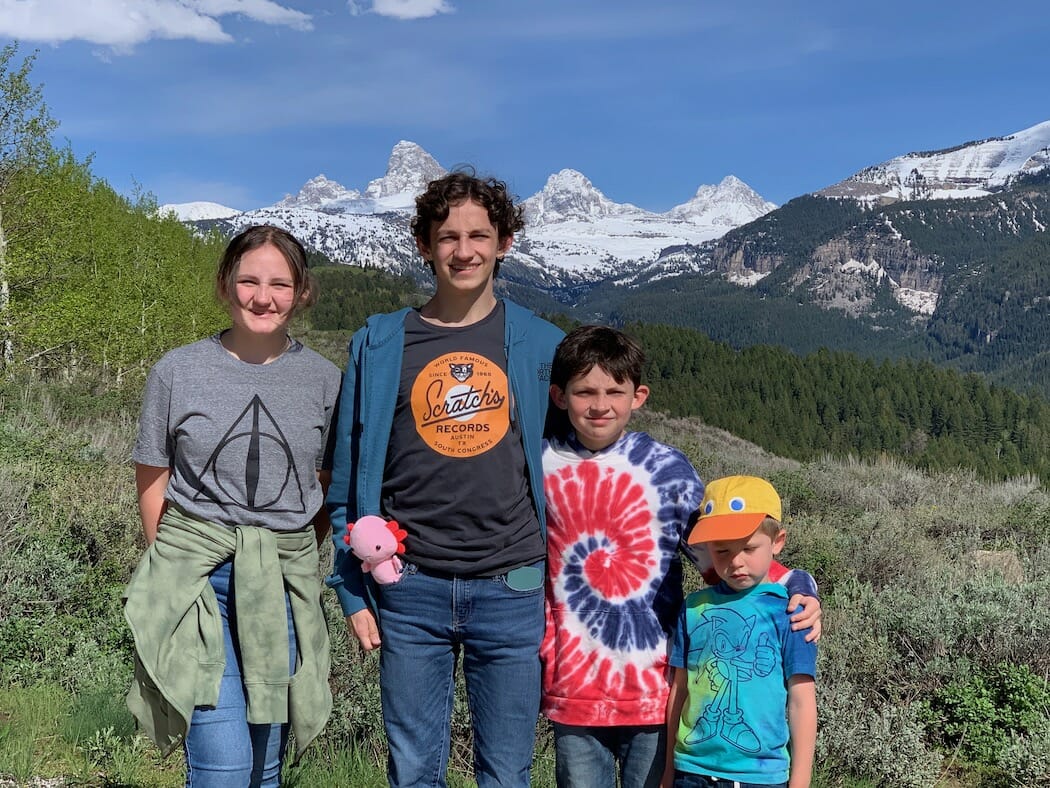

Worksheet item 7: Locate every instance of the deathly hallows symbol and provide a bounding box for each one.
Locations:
[193,395,306,513]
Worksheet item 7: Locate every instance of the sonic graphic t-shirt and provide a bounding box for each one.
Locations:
[381,302,544,576]
[669,582,817,784]
[132,334,342,532]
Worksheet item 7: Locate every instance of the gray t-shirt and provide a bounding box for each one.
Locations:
[133,334,341,532]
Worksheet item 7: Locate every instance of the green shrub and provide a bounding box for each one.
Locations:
[768,467,820,515]
[926,662,1050,767]
[992,490,1050,553]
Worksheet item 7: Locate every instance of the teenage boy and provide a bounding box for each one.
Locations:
[665,475,818,788]
[542,326,821,788]
[325,171,564,787]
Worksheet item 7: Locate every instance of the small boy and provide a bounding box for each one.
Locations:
[541,326,820,788]
[664,475,818,788]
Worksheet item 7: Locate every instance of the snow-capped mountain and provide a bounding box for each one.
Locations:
[818,119,1050,203]
[171,123,1050,396]
[160,201,239,221]
[523,169,646,224]
[187,141,775,292]
[277,174,361,210]
[363,140,445,206]
[272,142,446,216]
[513,170,775,277]
[703,117,1050,334]
[667,175,777,226]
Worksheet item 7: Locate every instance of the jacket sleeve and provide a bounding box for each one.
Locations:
[324,329,368,616]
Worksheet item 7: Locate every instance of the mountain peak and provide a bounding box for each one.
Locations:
[667,175,776,225]
[818,118,1050,203]
[718,174,746,188]
[546,168,593,189]
[279,174,360,209]
[364,141,446,201]
[524,169,641,224]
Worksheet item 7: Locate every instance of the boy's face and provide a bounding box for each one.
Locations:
[550,365,649,451]
[705,527,786,592]
[416,199,512,298]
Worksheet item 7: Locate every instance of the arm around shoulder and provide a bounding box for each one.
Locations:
[783,568,822,642]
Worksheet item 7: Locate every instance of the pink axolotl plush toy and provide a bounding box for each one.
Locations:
[344,515,408,585]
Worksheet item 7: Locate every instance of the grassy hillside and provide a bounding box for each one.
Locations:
[2,374,1048,787]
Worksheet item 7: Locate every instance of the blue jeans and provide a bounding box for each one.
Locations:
[376,562,545,787]
[673,772,786,788]
[554,722,665,788]
[184,561,297,788]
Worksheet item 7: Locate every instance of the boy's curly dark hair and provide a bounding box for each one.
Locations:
[412,169,525,277]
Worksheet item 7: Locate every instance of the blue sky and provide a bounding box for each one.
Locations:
[4,0,1049,211]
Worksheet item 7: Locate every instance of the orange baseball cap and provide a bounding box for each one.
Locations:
[688,475,782,544]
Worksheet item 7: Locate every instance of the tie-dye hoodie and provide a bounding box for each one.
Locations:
[540,431,703,726]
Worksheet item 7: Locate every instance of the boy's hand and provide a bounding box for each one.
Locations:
[347,609,382,651]
[787,594,822,642]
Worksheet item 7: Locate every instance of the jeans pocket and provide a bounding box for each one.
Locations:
[375,561,418,597]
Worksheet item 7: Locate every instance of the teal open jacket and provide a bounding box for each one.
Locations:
[324,301,564,616]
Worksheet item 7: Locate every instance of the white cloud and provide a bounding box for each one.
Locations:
[0,0,312,48]
[187,0,312,30]
[368,0,453,21]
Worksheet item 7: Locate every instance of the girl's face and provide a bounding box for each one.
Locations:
[225,243,300,339]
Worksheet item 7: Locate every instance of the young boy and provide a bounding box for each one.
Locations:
[665,475,818,788]
[326,171,564,787]
[542,327,820,788]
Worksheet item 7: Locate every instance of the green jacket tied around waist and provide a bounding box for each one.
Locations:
[123,507,332,760]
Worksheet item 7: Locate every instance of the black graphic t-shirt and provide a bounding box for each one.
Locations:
[381,302,544,575]
[133,335,342,532]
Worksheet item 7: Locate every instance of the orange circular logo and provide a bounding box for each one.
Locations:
[410,352,510,457]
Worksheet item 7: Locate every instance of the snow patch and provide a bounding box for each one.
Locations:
[841,258,887,282]
[894,288,938,315]
[159,201,239,221]
[728,270,770,287]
